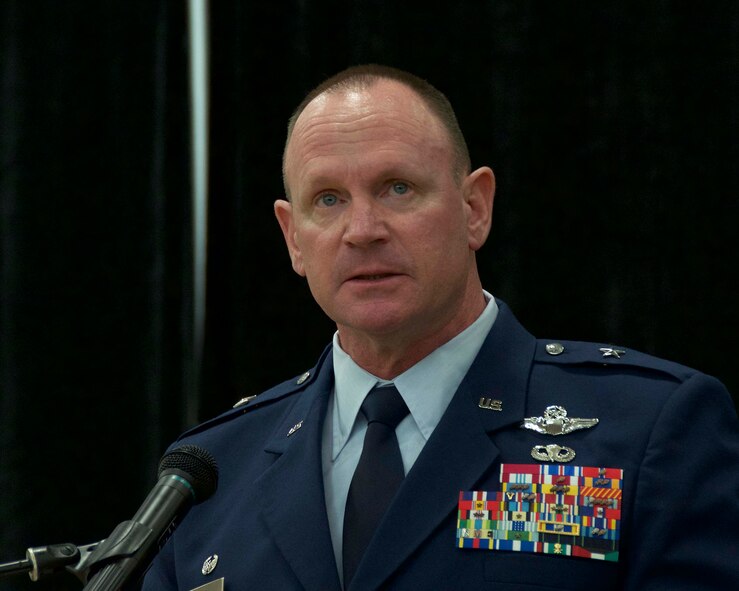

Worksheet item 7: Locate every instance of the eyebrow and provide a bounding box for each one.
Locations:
[299,160,431,191]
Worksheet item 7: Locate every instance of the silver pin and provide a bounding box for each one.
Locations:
[521,405,599,436]
[599,347,626,359]
[531,443,576,463]
[287,420,303,437]
[478,397,503,411]
[545,342,565,356]
[296,371,310,385]
[202,554,219,575]
[233,395,257,408]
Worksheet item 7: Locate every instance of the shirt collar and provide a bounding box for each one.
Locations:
[330,291,499,460]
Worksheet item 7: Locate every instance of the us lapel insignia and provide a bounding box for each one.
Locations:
[457,464,623,562]
[287,420,303,437]
[521,405,598,436]
[479,397,503,411]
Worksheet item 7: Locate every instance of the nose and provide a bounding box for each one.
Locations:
[342,197,389,247]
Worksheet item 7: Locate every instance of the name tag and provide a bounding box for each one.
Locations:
[190,577,225,591]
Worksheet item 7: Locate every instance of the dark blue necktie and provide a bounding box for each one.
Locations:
[342,384,409,588]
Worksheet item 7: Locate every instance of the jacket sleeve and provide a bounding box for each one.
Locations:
[624,373,739,589]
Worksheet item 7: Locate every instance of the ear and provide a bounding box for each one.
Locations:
[462,166,495,251]
[274,199,306,276]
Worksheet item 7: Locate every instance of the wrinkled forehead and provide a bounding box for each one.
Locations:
[285,80,450,173]
[297,80,437,129]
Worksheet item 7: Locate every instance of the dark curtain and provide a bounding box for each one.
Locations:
[1,2,737,590]
[205,0,739,410]
[1,1,190,589]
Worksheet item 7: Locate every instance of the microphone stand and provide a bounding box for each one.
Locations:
[1,508,194,588]
[0,541,100,584]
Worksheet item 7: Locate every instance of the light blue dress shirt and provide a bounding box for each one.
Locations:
[321,292,499,581]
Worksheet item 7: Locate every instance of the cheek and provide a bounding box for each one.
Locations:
[421,208,468,249]
[293,225,321,260]
[295,230,334,281]
[402,215,468,279]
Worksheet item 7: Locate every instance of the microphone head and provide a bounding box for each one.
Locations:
[158,445,218,503]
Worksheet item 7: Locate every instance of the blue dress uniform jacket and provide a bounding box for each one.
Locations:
[142,302,739,590]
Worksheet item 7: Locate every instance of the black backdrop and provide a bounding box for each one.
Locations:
[1,2,737,589]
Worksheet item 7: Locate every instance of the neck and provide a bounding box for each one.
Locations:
[337,289,487,380]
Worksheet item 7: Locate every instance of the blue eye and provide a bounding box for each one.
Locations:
[391,182,409,195]
[319,194,339,207]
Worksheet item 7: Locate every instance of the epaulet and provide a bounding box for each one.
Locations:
[177,360,323,440]
[533,339,697,383]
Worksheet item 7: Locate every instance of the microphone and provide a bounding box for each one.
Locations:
[82,444,218,591]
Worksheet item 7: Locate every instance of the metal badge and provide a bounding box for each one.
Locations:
[201,555,219,575]
[531,444,576,463]
[478,397,503,411]
[287,420,303,437]
[521,405,598,435]
[296,371,310,385]
[599,347,626,358]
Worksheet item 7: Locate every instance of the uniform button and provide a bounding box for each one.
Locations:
[296,371,310,385]
[545,342,565,356]
[233,395,257,408]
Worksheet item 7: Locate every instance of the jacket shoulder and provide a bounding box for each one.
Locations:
[177,346,331,440]
[533,338,697,383]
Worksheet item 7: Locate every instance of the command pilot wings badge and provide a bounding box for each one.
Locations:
[521,405,598,436]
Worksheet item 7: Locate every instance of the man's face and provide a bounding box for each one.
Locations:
[276,80,493,351]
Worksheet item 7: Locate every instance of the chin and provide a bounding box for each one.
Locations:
[335,305,422,338]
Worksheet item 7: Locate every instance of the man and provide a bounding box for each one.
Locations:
[143,65,739,590]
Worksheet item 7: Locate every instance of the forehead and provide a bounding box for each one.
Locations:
[295,79,444,136]
[285,80,452,189]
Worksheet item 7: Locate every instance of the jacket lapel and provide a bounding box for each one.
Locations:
[350,303,537,591]
[255,355,342,591]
